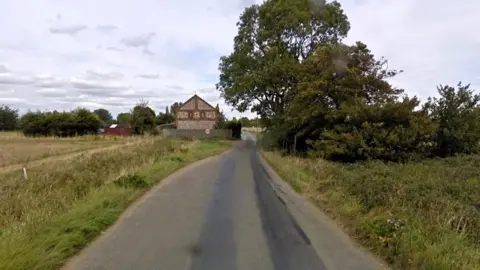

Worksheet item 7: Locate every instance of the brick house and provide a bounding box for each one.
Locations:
[175,94,218,130]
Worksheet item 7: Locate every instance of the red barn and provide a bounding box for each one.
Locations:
[103,124,131,136]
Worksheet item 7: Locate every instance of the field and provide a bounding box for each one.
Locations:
[0,132,126,168]
[242,126,264,133]
[263,152,480,270]
[0,133,232,269]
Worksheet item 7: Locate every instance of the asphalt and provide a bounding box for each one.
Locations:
[64,134,387,270]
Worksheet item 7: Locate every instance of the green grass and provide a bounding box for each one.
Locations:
[0,138,231,270]
[263,152,480,270]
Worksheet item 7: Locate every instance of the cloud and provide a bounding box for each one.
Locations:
[0,74,33,85]
[105,46,124,52]
[96,24,117,33]
[49,25,88,35]
[121,32,155,48]
[0,65,9,73]
[0,88,15,94]
[136,73,159,79]
[84,70,124,80]
[69,78,129,90]
[36,88,67,97]
[0,97,26,103]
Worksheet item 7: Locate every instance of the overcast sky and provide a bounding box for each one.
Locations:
[0,0,478,118]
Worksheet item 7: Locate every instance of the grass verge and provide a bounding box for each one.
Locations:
[0,138,231,270]
[262,152,480,270]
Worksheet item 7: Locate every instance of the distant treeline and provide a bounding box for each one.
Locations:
[0,101,256,138]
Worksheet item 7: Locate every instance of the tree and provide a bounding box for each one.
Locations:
[156,106,175,125]
[261,41,437,162]
[240,117,251,127]
[170,102,183,116]
[131,101,156,135]
[20,108,102,137]
[217,0,350,126]
[117,113,132,126]
[215,104,227,128]
[425,82,480,157]
[93,108,113,124]
[0,105,19,131]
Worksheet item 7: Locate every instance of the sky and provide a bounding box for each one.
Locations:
[0,0,479,119]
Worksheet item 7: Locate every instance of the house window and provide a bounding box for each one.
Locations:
[200,112,206,118]
[188,112,193,119]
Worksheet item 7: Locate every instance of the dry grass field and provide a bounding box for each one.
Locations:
[0,132,129,168]
[0,133,232,269]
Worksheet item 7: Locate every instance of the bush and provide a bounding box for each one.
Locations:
[114,174,149,189]
[425,82,480,157]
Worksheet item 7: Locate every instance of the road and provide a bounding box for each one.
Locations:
[64,135,386,270]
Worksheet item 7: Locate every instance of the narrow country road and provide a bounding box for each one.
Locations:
[64,134,386,270]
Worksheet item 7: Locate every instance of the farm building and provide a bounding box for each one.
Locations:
[103,124,131,136]
[175,94,218,130]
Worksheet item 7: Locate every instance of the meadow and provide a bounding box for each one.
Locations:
[0,133,231,269]
[263,152,480,270]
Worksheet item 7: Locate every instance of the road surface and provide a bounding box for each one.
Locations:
[64,135,386,270]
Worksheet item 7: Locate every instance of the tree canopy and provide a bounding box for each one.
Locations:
[93,108,113,124]
[217,0,350,123]
[217,0,480,162]
[0,105,19,131]
[131,101,156,135]
[117,113,132,126]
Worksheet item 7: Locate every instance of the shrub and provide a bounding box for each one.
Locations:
[425,82,480,157]
[114,174,149,189]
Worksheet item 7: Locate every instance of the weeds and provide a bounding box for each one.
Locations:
[263,152,480,270]
[114,174,149,189]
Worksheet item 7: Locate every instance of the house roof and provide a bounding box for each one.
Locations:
[178,94,217,111]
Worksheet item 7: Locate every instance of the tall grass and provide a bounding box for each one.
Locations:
[263,152,480,270]
[0,137,231,269]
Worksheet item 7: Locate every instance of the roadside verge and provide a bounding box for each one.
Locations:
[258,152,387,270]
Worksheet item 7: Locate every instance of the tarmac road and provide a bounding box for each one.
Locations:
[64,135,386,270]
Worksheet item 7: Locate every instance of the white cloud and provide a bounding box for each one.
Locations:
[83,70,124,80]
[121,33,155,48]
[0,0,477,119]
[136,73,159,79]
[341,0,480,100]
[36,88,67,97]
[0,65,9,73]
[96,24,117,33]
[49,25,88,35]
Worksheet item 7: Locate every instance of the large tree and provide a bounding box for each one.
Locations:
[117,113,132,126]
[131,102,156,135]
[217,0,350,125]
[93,108,113,124]
[0,105,19,131]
